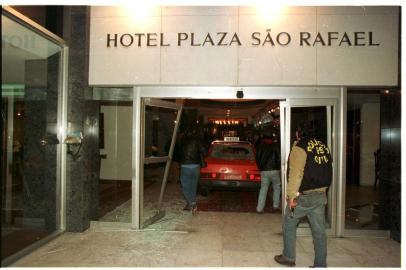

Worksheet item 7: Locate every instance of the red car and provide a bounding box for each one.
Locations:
[199,139,261,194]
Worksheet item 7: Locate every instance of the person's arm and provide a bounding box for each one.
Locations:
[199,141,207,156]
[286,145,307,200]
[256,145,262,168]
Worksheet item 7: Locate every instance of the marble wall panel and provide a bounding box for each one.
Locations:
[316,13,398,86]
[379,90,401,242]
[90,6,399,86]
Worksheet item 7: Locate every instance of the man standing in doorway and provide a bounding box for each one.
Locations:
[256,133,281,213]
[178,129,205,215]
[274,121,332,268]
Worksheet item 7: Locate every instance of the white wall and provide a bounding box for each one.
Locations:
[359,103,380,186]
[89,6,399,86]
[100,105,133,180]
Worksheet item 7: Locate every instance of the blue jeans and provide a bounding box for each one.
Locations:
[282,192,327,267]
[180,164,200,206]
[256,170,281,212]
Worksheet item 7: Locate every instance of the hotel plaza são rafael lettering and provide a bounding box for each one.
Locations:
[106,30,381,48]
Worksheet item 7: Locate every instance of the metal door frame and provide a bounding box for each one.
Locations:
[132,90,183,229]
[131,86,342,229]
[280,99,338,236]
[141,98,182,227]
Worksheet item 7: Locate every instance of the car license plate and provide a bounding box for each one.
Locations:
[224,174,242,180]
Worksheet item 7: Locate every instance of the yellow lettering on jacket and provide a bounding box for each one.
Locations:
[308,139,329,165]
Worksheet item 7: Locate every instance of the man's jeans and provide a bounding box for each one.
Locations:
[283,192,327,267]
[180,164,200,205]
[256,170,281,212]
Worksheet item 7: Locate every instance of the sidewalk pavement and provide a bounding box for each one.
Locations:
[12,211,401,267]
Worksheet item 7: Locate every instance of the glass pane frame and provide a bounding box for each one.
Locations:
[141,98,182,227]
[343,88,390,234]
[280,99,338,236]
[132,92,183,229]
[1,6,68,265]
[85,87,133,225]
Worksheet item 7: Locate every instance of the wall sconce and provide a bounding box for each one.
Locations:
[39,133,60,146]
[64,131,83,158]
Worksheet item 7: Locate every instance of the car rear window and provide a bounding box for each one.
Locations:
[210,144,254,160]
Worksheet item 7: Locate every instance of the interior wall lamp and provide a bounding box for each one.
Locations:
[64,131,83,158]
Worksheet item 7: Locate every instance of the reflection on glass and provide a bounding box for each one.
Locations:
[143,105,178,226]
[345,91,382,230]
[1,14,63,260]
[290,107,327,147]
[143,163,166,223]
[144,106,177,158]
[290,107,330,228]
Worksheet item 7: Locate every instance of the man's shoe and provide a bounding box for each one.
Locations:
[256,210,264,215]
[192,205,198,215]
[274,254,295,267]
[183,204,191,211]
[271,208,282,213]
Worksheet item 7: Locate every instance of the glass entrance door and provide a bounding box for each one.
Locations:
[280,99,337,234]
[2,8,67,263]
[141,99,182,228]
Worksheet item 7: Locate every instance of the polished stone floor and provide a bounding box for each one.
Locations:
[12,211,400,267]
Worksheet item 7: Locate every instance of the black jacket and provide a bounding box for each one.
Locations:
[256,139,281,171]
[179,135,205,165]
[295,137,332,191]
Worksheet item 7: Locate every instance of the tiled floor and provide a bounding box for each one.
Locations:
[12,211,401,267]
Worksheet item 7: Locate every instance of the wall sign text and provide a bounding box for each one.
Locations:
[106,29,380,48]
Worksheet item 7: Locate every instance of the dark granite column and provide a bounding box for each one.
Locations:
[43,53,60,231]
[379,89,401,242]
[64,6,100,232]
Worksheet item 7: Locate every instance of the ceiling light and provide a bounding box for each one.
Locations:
[125,2,154,23]
[256,2,285,24]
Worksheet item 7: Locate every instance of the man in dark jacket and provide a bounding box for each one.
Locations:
[178,130,205,214]
[256,134,281,213]
[274,121,332,267]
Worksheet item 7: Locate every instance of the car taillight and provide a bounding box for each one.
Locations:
[200,172,219,179]
[247,173,261,180]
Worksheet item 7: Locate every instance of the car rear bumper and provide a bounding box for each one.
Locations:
[199,179,260,189]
